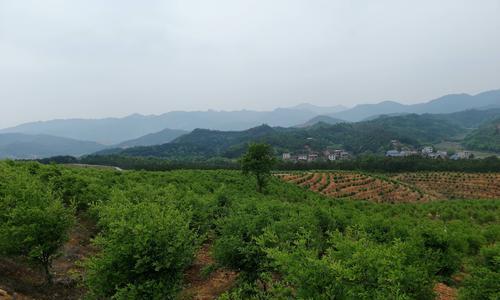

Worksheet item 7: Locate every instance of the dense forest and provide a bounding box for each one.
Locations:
[0,160,498,299]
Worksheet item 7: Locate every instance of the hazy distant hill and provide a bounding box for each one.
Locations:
[295,115,346,127]
[463,117,500,152]
[115,128,188,148]
[367,108,500,128]
[2,89,499,145]
[430,108,500,128]
[0,133,106,159]
[329,90,500,121]
[111,113,464,159]
[288,103,348,114]
[0,109,317,144]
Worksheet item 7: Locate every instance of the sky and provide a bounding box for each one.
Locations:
[1,0,499,129]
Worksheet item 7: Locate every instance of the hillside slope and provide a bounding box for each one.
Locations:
[115,128,188,148]
[329,90,500,121]
[462,117,500,152]
[0,109,317,144]
[0,133,106,159]
[295,115,346,127]
[112,114,463,159]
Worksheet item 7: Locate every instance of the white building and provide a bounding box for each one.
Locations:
[451,151,473,160]
[282,153,291,160]
[421,146,434,155]
[297,154,308,161]
[328,150,350,160]
[386,150,402,157]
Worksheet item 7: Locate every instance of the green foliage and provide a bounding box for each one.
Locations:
[459,243,500,299]
[0,162,74,283]
[264,230,434,299]
[463,117,500,152]
[90,113,470,160]
[240,143,277,192]
[84,193,196,299]
[0,161,499,299]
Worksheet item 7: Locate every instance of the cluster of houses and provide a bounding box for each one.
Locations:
[385,145,473,160]
[282,149,350,162]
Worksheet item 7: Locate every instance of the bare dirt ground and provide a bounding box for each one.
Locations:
[434,283,457,300]
[179,243,238,300]
[0,215,97,300]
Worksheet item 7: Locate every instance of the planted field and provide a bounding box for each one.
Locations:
[277,171,500,202]
[1,162,499,299]
[392,172,500,200]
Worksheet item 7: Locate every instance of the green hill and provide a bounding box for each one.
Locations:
[463,117,500,152]
[112,113,464,159]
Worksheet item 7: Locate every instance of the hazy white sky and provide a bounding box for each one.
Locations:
[1,0,499,128]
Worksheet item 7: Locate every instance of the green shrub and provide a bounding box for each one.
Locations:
[0,171,74,283]
[84,194,195,299]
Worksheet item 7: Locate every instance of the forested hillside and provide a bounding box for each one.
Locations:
[110,113,464,159]
[0,161,498,299]
[463,117,500,152]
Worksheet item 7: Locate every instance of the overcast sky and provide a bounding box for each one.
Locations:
[1,0,499,128]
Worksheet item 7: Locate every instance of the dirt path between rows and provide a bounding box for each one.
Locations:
[0,215,97,300]
[180,243,238,300]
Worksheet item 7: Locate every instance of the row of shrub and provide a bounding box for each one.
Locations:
[0,160,499,299]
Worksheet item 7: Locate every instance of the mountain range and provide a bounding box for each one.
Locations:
[1,89,499,159]
[103,108,500,160]
[0,133,106,159]
[328,90,500,121]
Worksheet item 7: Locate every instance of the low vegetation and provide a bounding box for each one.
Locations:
[278,171,500,202]
[0,159,499,299]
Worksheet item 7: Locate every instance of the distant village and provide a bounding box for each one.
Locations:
[282,149,350,162]
[281,139,474,162]
[385,140,473,160]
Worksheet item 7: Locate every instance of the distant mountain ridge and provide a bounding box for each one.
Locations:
[115,128,188,148]
[289,103,348,114]
[108,112,478,159]
[295,115,346,127]
[1,88,499,147]
[0,108,318,144]
[329,90,500,121]
[0,133,106,159]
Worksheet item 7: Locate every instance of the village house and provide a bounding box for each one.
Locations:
[308,152,319,162]
[281,148,351,162]
[421,146,434,155]
[451,151,473,160]
[297,153,308,161]
[328,149,349,160]
[386,150,403,157]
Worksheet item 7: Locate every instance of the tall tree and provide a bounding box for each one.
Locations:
[240,143,277,193]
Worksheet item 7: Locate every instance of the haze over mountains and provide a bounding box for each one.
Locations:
[1,89,499,159]
[327,90,500,121]
[0,133,105,159]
